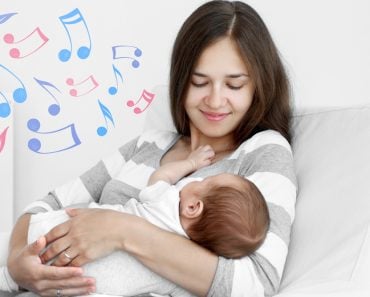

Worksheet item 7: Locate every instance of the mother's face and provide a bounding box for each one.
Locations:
[184,37,255,140]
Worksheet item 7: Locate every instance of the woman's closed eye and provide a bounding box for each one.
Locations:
[226,83,244,90]
[191,80,208,88]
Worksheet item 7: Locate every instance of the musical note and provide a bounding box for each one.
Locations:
[0,126,9,153]
[0,64,27,118]
[3,27,49,59]
[127,89,155,114]
[34,78,61,116]
[96,100,114,136]
[112,45,142,68]
[27,118,81,154]
[108,65,123,95]
[0,92,11,118]
[66,75,99,97]
[58,8,92,62]
[0,13,17,24]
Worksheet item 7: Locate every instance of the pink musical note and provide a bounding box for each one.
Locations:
[127,89,155,114]
[97,100,114,136]
[112,45,142,68]
[66,75,99,97]
[3,27,49,59]
[27,118,81,154]
[0,126,9,153]
[108,65,123,95]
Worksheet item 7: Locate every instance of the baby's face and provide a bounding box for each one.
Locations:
[179,173,246,204]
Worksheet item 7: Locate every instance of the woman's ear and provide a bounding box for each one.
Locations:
[182,200,204,219]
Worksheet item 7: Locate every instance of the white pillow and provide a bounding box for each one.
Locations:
[279,106,370,294]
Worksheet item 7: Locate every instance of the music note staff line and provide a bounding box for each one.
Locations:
[3,27,49,59]
[58,8,92,62]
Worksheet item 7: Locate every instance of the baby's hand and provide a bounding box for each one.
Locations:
[187,145,215,170]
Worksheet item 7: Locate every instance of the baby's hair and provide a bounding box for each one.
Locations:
[186,178,269,259]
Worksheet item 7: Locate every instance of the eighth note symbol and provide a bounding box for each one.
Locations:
[34,78,61,116]
[112,45,142,68]
[66,75,99,97]
[97,100,114,136]
[58,8,92,62]
[0,64,27,118]
[3,27,49,59]
[108,65,123,95]
[27,118,81,154]
[127,89,155,114]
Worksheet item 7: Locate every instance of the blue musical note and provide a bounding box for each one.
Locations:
[0,13,17,24]
[58,8,92,62]
[0,92,11,118]
[0,64,27,118]
[34,78,61,116]
[112,45,142,68]
[108,65,123,95]
[96,100,114,136]
[27,118,81,154]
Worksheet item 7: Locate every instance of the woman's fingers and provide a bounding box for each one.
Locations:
[44,220,70,245]
[40,262,84,280]
[41,221,72,264]
[52,248,78,267]
[38,275,96,296]
[41,286,95,297]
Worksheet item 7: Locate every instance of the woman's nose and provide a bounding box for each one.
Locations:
[204,87,226,109]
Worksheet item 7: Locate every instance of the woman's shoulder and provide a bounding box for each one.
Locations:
[136,129,180,149]
[234,129,292,157]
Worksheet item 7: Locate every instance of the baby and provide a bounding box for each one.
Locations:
[24,145,269,296]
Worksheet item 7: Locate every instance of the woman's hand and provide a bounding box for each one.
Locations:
[41,208,124,267]
[7,236,96,296]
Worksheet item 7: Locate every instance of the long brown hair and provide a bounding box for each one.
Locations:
[170,0,292,144]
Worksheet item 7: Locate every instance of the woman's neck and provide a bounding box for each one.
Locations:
[188,125,236,156]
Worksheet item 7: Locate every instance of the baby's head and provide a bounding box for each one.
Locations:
[179,173,269,259]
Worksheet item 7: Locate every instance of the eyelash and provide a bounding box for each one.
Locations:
[191,81,243,90]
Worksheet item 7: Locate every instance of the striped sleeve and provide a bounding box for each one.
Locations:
[24,136,139,214]
[208,130,297,297]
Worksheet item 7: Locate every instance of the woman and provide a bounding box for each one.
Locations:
[7,1,296,296]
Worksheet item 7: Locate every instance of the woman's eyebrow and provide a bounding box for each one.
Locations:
[192,72,207,77]
[192,72,249,78]
[226,73,249,78]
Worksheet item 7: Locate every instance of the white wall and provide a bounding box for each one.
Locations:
[0,0,369,227]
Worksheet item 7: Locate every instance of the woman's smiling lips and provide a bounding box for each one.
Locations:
[201,110,230,121]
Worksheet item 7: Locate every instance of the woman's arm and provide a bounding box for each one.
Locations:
[118,213,218,296]
[7,214,95,296]
[43,208,218,297]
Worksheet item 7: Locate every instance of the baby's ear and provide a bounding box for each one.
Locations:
[182,200,204,219]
